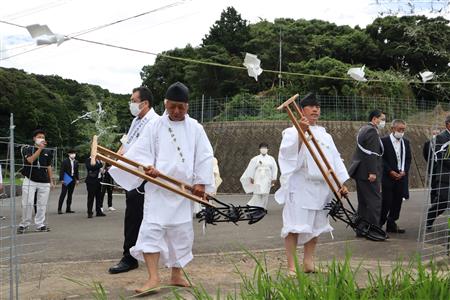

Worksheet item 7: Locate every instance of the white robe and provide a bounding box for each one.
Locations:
[240,154,278,209]
[275,125,349,244]
[110,114,214,225]
[240,154,278,194]
[110,114,213,266]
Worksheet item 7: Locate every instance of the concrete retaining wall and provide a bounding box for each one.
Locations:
[204,121,430,194]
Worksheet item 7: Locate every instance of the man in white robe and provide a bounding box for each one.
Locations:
[275,93,349,274]
[240,143,278,209]
[110,82,214,293]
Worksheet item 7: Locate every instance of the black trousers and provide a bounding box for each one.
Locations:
[380,179,404,226]
[122,183,145,264]
[86,180,102,215]
[58,181,76,211]
[427,185,449,226]
[356,179,382,228]
[101,184,113,208]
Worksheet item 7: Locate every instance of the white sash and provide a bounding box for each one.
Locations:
[356,127,384,157]
[391,137,406,172]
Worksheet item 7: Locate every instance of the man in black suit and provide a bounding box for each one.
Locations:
[427,116,450,230]
[108,86,159,274]
[85,157,105,218]
[380,120,411,233]
[348,109,386,240]
[422,129,440,220]
[57,149,79,214]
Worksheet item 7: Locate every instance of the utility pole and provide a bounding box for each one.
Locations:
[278,28,282,88]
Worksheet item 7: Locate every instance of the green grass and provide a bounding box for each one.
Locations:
[67,253,449,300]
[1,177,23,185]
[173,253,449,300]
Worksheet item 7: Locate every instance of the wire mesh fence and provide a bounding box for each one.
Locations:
[151,94,450,126]
[420,133,450,260]
[0,114,54,299]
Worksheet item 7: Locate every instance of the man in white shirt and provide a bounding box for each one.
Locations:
[110,82,214,293]
[240,143,278,209]
[108,86,160,274]
[381,120,411,233]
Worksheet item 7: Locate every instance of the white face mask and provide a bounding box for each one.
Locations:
[69,154,76,159]
[393,131,404,139]
[260,148,268,155]
[35,138,45,146]
[377,120,386,129]
[129,102,142,116]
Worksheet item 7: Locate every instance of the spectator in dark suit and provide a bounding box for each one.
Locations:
[348,109,386,240]
[427,117,450,230]
[85,157,105,218]
[380,120,411,233]
[422,129,441,215]
[100,163,115,212]
[57,149,79,214]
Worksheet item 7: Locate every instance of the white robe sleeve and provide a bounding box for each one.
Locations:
[278,127,299,175]
[270,156,278,180]
[329,136,350,184]
[275,127,300,204]
[192,125,214,192]
[240,157,258,194]
[109,123,155,191]
[212,157,222,190]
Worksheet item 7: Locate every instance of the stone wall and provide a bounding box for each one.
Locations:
[204,121,431,194]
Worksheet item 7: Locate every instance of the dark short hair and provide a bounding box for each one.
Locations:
[67,149,76,154]
[259,142,268,149]
[132,86,153,106]
[445,115,450,124]
[368,109,384,122]
[32,129,46,138]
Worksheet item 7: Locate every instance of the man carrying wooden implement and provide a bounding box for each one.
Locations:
[110,82,214,294]
[275,93,350,274]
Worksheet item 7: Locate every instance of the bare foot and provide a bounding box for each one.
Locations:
[135,278,160,294]
[287,269,296,277]
[303,261,315,273]
[170,276,192,287]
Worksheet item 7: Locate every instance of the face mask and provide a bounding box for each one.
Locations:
[260,148,268,155]
[69,154,76,159]
[393,131,404,139]
[377,121,386,129]
[35,138,45,146]
[129,102,142,116]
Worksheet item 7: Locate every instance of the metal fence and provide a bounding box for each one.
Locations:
[152,94,450,125]
[0,114,52,299]
[419,134,450,260]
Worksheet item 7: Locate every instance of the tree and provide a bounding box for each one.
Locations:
[202,6,250,56]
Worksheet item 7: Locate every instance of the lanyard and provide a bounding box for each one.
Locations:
[356,128,384,157]
[126,115,150,145]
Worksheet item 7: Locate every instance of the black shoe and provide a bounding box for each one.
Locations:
[108,260,138,274]
[96,212,106,217]
[386,223,406,234]
[58,211,63,215]
[88,213,93,218]
[36,225,50,232]
[17,226,27,234]
[66,210,75,213]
